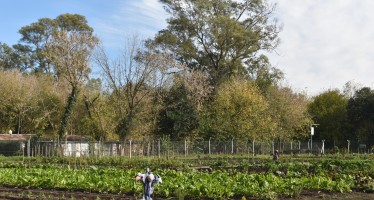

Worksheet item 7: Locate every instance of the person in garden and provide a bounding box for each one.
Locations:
[273,150,279,162]
[135,168,162,200]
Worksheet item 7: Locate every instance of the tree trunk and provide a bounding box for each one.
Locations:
[58,85,79,138]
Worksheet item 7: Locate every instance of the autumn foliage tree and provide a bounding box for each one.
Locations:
[200,77,269,140]
[265,86,312,141]
[93,36,180,140]
[46,30,97,139]
[0,71,63,135]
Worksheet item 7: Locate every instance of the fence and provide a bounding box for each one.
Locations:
[2,139,370,158]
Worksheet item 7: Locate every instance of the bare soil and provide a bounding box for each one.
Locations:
[283,191,374,200]
[0,187,372,200]
[0,187,139,200]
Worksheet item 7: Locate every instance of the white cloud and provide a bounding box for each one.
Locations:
[84,0,374,95]
[91,0,167,51]
[3,0,374,96]
[269,0,374,95]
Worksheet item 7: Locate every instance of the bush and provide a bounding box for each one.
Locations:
[333,146,340,154]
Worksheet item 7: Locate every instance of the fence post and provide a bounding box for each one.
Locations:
[347,140,350,154]
[291,142,293,154]
[321,140,325,155]
[65,138,68,156]
[272,140,275,155]
[98,139,101,158]
[208,138,211,155]
[184,140,187,157]
[129,140,132,159]
[122,139,125,156]
[110,143,113,157]
[152,140,155,157]
[299,141,301,154]
[27,137,31,157]
[158,139,160,158]
[252,140,255,163]
[231,139,234,154]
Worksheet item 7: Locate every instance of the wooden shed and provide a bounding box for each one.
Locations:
[0,134,34,156]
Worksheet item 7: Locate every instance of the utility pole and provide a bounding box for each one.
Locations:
[311,124,319,154]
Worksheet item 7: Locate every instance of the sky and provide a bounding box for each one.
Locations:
[1,0,373,96]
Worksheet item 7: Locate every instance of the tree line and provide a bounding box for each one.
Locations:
[0,0,372,149]
[308,84,374,149]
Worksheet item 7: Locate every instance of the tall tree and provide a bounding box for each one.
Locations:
[14,14,93,73]
[46,30,97,139]
[0,43,16,70]
[71,78,117,140]
[93,35,178,140]
[157,82,199,140]
[308,90,348,147]
[347,87,374,147]
[265,86,311,141]
[153,0,281,87]
[0,42,32,71]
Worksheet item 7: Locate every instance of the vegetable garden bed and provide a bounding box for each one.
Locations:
[0,156,372,199]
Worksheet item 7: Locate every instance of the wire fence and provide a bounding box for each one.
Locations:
[1,139,371,157]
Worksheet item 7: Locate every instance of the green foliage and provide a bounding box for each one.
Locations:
[154,0,281,87]
[0,158,372,199]
[157,83,199,140]
[15,14,94,73]
[45,27,98,138]
[0,42,28,70]
[72,80,116,140]
[59,86,79,138]
[308,89,348,146]
[5,9,374,150]
[265,86,312,141]
[200,77,269,140]
[347,87,374,147]
[0,14,98,138]
[0,71,63,134]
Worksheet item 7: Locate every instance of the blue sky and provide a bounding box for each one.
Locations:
[0,0,167,49]
[1,0,374,95]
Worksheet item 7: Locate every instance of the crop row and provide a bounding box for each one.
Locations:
[0,160,372,199]
[1,153,373,168]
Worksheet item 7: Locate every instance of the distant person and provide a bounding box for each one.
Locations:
[135,168,162,200]
[273,150,279,162]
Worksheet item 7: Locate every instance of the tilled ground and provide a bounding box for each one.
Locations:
[0,187,372,200]
[283,191,374,200]
[0,187,141,200]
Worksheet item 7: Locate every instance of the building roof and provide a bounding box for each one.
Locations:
[64,135,88,142]
[0,134,34,141]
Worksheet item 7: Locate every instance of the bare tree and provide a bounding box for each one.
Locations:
[93,35,179,140]
[46,30,97,138]
[178,69,213,112]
